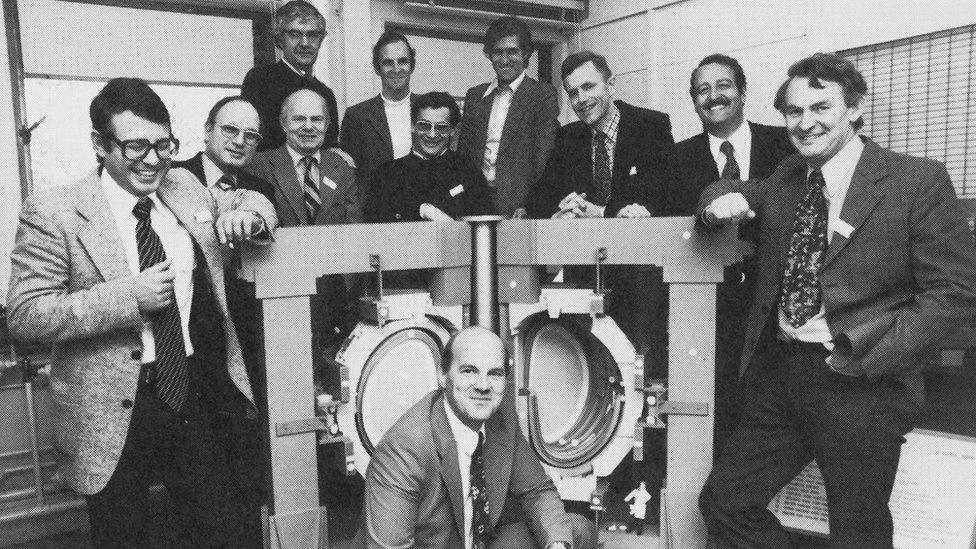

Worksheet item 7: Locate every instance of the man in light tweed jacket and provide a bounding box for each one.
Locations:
[6,78,277,547]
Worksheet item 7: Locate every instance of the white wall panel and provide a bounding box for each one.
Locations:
[580,14,648,75]
[20,0,253,84]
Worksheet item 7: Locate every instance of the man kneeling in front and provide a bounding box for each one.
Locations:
[358,326,597,549]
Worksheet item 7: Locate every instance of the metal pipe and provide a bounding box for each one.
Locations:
[0,480,61,505]
[0,497,86,525]
[465,216,503,333]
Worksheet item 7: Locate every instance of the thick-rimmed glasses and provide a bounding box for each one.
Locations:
[412,121,453,136]
[103,134,180,162]
[218,124,262,146]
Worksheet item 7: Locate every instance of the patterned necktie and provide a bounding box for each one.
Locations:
[215,174,235,191]
[301,156,321,223]
[593,130,612,205]
[780,169,828,328]
[132,197,190,412]
[720,140,741,180]
[471,432,489,549]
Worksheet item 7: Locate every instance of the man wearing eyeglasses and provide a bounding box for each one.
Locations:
[6,77,278,547]
[173,96,274,204]
[241,0,340,152]
[365,91,492,224]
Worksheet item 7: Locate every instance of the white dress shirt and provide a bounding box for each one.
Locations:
[383,92,413,160]
[201,153,235,189]
[101,170,196,362]
[707,121,753,180]
[779,135,865,346]
[443,399,486,549]
[481,71,526,183]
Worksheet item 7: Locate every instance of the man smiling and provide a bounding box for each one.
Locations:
[359,327,596,549]
[697,53,976,548]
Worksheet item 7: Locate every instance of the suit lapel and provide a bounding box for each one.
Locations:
[777,163,809,267]
[471,87,491,160]
[75,171,130,283]
[270,147,305,223]
[694,133,720,181]
[483,411,513,528]
[364,95,394,159]
[822,140,886,268]
[432,394,467,540]
[498,80,531,155]
[156,171,221,275]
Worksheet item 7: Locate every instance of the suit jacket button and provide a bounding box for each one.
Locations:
[121,399,133,409]
[131,349,142,360]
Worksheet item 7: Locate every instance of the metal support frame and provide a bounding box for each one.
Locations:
[240,218,737,549]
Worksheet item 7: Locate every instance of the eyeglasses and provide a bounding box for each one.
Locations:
[284,30,325,43]
[218,124,262,146]
[103,134,180,162]
[412,121,453,136]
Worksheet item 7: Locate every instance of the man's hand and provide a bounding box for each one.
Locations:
[419,203,453,221]
[703,192,754,226]
[554,192,603,219]
[133,258,175,314]
[616,203,651,218]
[216,210,264,244]
[511,207,528,219]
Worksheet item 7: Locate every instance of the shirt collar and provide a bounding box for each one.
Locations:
[100,168,159,222]
[412,147,448,160]
[592,102,620,143]
[382,92,411,106]
[482,71,526,98]
[201,152,234,188]
[281,57,311,78]
[286,144,320,168]
[443,397,484,458]
[707,120,752,160]
[811,134,864,198]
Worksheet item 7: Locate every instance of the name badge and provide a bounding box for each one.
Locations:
[449,185,464,197]
[629,166,638,176]
[321,175,337,190]
[834,218,855,239]
[194,210,213,223]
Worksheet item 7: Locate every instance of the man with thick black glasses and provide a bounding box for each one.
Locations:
[7,77,277,548]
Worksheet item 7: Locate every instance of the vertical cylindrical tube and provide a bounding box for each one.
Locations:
[465,215,503,333]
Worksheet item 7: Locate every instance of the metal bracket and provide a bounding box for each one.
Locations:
[276,394,342,438]
[639,378,709,429]
[358,254,391,326]
[593,247,607,295]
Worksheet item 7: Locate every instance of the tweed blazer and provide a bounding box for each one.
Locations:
[359,391,572,549]
[6,168,277,494]
[457,76,559,217]
[697,138,976,403]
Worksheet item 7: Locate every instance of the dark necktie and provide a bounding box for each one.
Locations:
[132,197,190,412]
[780,169,828,328]
[301,156,321,223]
[471,432,489,549]
[593,130,611,205]
[215,174,235,191]
[720,140,741,180]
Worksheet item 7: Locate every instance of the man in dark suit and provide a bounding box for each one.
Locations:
[241,0,340,152]
[340,31,416,198]
[697,53,976,548]
[664,54,795,457]
[529,50,672,219]
[359,327,596,549]
[6,78,278,547]
[457,16,558,218]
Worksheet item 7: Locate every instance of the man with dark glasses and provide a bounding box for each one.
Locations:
[7,77,277,548]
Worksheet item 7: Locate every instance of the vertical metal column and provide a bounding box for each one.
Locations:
[466,216,503,333]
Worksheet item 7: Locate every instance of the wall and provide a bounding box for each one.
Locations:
[577,0,976,141]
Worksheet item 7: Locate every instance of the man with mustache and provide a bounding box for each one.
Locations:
[663,55,795,460]
[697,53,976,548]
[241,0,340,152]
[340,31,417,200]
[457,16,559,218]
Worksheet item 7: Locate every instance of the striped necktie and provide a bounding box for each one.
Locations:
[301,155,321,223]
[132,197,189,412]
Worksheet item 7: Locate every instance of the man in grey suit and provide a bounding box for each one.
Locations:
[359,327,596,549]
[697,53,976,548]
[340,31,416,198]
[6,77,278,547]
[458,16,559,218]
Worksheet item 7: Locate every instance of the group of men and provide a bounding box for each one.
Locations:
[5,0,976,547]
